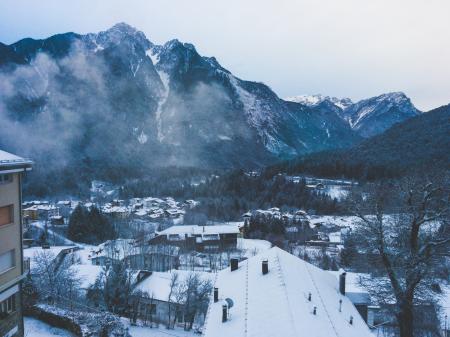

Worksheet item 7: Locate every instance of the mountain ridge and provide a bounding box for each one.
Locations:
[0,23,428,194]
[285,91,421,137]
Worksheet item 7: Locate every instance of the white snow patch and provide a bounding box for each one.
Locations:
[308,215,362,229]
[24,317,75,337]
[127,324,197,337]
[322,185,350,201]
[155,71,170,142]
[146,49,160,65]
[138,131,148,144]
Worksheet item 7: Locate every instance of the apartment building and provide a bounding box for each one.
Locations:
[0,150,32,337]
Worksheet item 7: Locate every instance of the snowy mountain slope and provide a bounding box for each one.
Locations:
[342,92,420,137]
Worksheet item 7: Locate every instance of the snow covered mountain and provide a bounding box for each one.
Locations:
[286,92,420,137]
[0,23,420,188]
[0,23,361,171]
[342,92,420,137]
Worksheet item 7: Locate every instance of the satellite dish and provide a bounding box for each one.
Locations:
[225,298,234,308]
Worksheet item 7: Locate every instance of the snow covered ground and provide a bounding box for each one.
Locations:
[309,215,361,229]
[127,324,197,337]
[24,316,196,337]
[24,317,75,337]
[321,185,350,201]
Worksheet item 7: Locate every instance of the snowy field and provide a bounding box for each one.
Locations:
[24,317,75,337]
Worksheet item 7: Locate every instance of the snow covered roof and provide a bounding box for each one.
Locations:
[203,247,372,337]
[24,246,78,270]
[70,264,104,289]
[0,149,33,171]
[91,239,180,260]
[158,224,241,236]
[134,270,215,303]
[328,232,342,244]
[90,239,136,261]
[23,205,58,211]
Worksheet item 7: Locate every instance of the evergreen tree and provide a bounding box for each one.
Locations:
[67,204,88,242]
[67,205,116,244]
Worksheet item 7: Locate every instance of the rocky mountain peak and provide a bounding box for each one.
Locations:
[84,22,152,52]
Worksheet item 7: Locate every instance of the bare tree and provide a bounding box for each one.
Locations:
[348,177,449,337]
[32,250,82,307]
[166,272,180,329]
[180,273,213,331]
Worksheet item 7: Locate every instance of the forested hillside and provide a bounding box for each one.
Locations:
[269,104,450,180]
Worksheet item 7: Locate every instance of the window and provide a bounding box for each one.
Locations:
[0,174,12,184]
[0,205,13,226]
[0,250,15,274]
[148,303,156,315]
[141,303,156,315]
[0,294,16,316]
[202,234,220,241]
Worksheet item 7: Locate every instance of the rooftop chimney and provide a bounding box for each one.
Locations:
[230,258,239,272]
[262,260,268,275]
[214,287,219,303]
[222,304,228,322]
[339,271,346,295]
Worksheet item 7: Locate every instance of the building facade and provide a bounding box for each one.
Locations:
[0,150,32,337]
[152,225,241,252]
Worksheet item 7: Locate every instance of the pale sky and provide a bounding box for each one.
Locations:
[1,0,449,111]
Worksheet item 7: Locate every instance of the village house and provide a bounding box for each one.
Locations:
[151,224,241,252]
[22,204,59,221]
[101,204,130,219]
[56,200,72,218]
[133,270,215,326]
[90,239,180,272]
[202,247,374,337]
